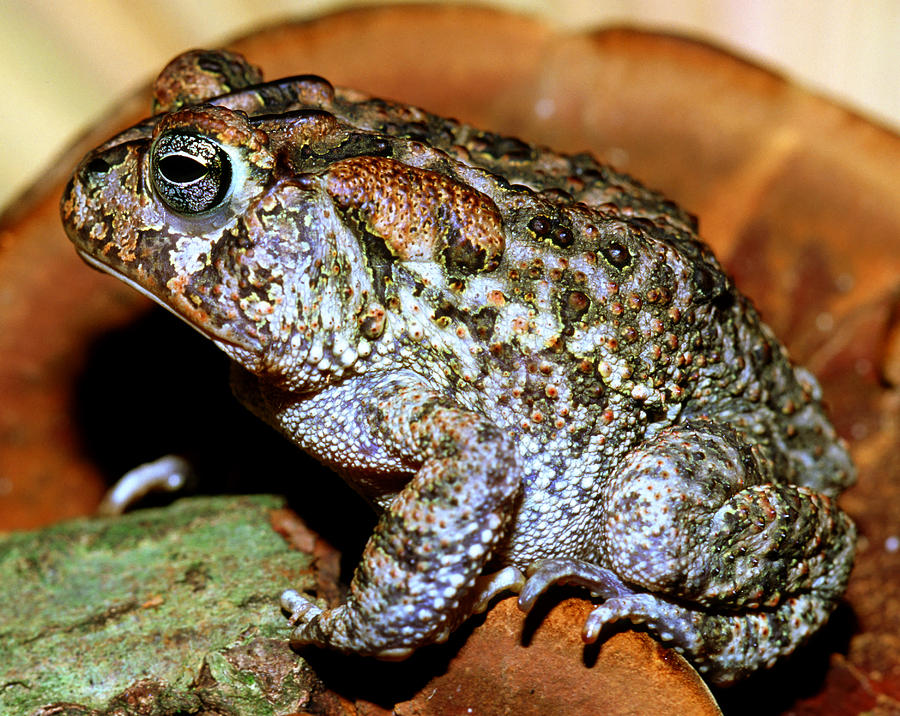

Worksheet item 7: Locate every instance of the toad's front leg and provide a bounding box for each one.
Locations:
[281,380,521,658]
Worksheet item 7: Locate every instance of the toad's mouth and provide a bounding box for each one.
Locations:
[76,248,264,358]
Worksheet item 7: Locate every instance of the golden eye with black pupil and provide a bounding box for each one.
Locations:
[151,133,232,214]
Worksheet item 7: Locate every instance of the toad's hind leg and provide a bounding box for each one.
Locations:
[520,419,855,683]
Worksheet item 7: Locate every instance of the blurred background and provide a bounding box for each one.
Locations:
[1,0,898,210]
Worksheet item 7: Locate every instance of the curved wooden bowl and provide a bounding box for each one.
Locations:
[1,6,897,713]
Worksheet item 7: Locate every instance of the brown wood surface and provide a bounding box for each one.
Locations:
[1,6,898,714]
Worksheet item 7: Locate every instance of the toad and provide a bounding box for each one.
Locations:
[61,50,856,684]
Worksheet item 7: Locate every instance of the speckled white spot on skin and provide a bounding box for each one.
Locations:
[307,343,323,365]
[332,334,349,355]
[631,384,651,401]
[170,235,216,274]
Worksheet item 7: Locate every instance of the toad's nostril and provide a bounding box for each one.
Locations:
[85,156,111,176]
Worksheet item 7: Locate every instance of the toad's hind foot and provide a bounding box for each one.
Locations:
[516,557,836,684]
[518,558,635,610]
[470,566,526,613]
[97,455,194,515]
[518,558,698,647]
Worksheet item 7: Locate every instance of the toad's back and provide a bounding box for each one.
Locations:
[299,73,854,498]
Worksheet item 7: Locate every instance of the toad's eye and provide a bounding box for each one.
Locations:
[151,133,232,214]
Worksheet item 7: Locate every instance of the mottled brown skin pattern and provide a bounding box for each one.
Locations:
[61,50,856,684]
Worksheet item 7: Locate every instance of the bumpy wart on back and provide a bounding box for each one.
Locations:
[61,49,856,684]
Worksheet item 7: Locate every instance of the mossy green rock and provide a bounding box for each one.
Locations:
[0,495,318,715]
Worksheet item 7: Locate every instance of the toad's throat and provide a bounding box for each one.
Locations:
[76,248,263,354]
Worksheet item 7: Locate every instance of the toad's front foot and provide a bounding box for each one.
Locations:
[281,589,324,628]
[280,589,416,660]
